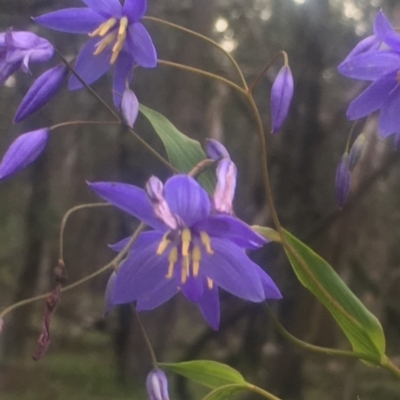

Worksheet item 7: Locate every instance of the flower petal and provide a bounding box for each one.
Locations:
[346,72,396,120]
[338,51,400,81]
[81,0,122,18]
[123,0,147,22]
[213,159,237,215]
[0,128,49,180]
[340,35,381,64]
[109,231,161,252]
[193,215,267,250]
[146,369,170,400]
[164,175,210,227]
[34,8,105,34]
[197,285,220,330]
[200,238,264,302]
[113,50,134,107]
[14,64,68,123]
[68,37,111,90]
[127,22,157,68]
[255,265,282,299]
[205,139,230,160]
[181,275,204,303]
[0,59,20,84]
[88,181,167,231]
[136,278,178,311]
[373,10,400,53]
[379,86,400,137]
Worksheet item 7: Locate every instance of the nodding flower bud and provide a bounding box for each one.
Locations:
[270,65,294,134]
[146,176,179,230]
[0,128,49,181]
[121,87,139,128]
[205,139,230,160]
[146,369,170,400]
[335,153,351,210]
[213,159,237,215]
[348,133,365,171]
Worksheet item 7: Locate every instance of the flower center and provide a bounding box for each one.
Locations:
[89,16,129,65]
[156,229,214,286]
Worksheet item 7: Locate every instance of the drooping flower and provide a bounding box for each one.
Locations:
[121,86,139,127]
[146,369,170,400]
[335,153,351,209]
[338,11,400,137]
[0,29,53,84]
[0,128,49,181]
[270,65,294,134]
[14,64,68,123]
[89,174,281,330]
[34,0,157,106]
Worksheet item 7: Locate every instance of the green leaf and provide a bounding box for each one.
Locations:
[252,226,281,243]
[139,104,215,193]
[203,385,246,400]
[160,361,246,389]
[283,229,386,361]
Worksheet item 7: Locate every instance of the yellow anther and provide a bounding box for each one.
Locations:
[200,231,214,255]
[156,233,171,255]
[191,246,201,277]
[166,247,178,279]
[207,278,214,290]
[89,18,117,37]
[181,228,192,257]
[181,255,189,284]
[110,16,129,65]
[93,31,117,56]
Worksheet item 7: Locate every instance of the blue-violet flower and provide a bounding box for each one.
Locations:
[146,369,170,400]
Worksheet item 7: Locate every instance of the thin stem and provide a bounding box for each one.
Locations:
[246,384,284,400]
[344,121,359,153]
[188,158,217,178]
[144,16,248,89]
[158,59,247,96]
[264,304,380,364]
[0,223,146,320]
[131,305,159,368]
[382,358,400,380]
[50,120,120,131]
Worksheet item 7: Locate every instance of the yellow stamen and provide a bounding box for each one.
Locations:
[93,31,117,56]
[200,231,213,255]
[192,246,201,277]
[89,18,117,37]
[166,247,178,279]
[110,16,129,65]
[207,278,214,290]
[181,255,189,284]
[181,228,192,256]
[156,233,171,255]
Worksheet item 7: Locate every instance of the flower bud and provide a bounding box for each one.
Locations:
[213,159,237,215]
[348,133,365,171]
[335,154,351,209]
[146,369,170,400]
[14,64,68,123]
[121,87,139,128]
[205,139,230,160]
[0,128,49,181]
[270,65,294,134]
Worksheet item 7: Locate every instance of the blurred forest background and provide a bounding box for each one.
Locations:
[1,0,400,399]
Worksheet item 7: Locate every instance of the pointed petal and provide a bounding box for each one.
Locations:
[200,238,264,302]
[181,276,204,303]
[164,175,210,227]
[33,8,105,34]
[88,181,167,231]
[338,51,400,81]
[213,159,237,215]
[340,35,381,64]
[113,51,134,107]
[0,60,20,84]
[197,285,220,330]
[82,0,122,18]
[379,86,400,138]
[104,271,117,316]
[136,278,178,311]
[112,238,170,304]
[205,139,230,160]
[346,72,396,120]
[0,128,49,181]
[123,0,147,22]
[193,215,267,250]
[68,38,111,90]
[373,10,400,52]
[255,265,282,299]
[14,64,68,123]
[127,22,157,68]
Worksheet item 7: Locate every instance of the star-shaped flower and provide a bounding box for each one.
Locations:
[338,11,400,137]
[34,0,157,106]
[90,173,281,330]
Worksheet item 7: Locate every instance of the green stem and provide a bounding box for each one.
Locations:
[158,59,247,96]
[0,223,146,320]
[246,384,284,400]
[381,358,400,380]
[144,16,248,89]
[50,120,120,131]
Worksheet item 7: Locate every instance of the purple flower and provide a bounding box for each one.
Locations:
[270,65,294,134]
[14,64,68,123]
[335,154,351,209]
[146,369,170,400]
[89,174,281,330]
[0,128,49,181]
[121,86,139,127]
[206,139,230,160]
[34,0,157,106]
[338,11,400,137]
[0,29,53,84]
